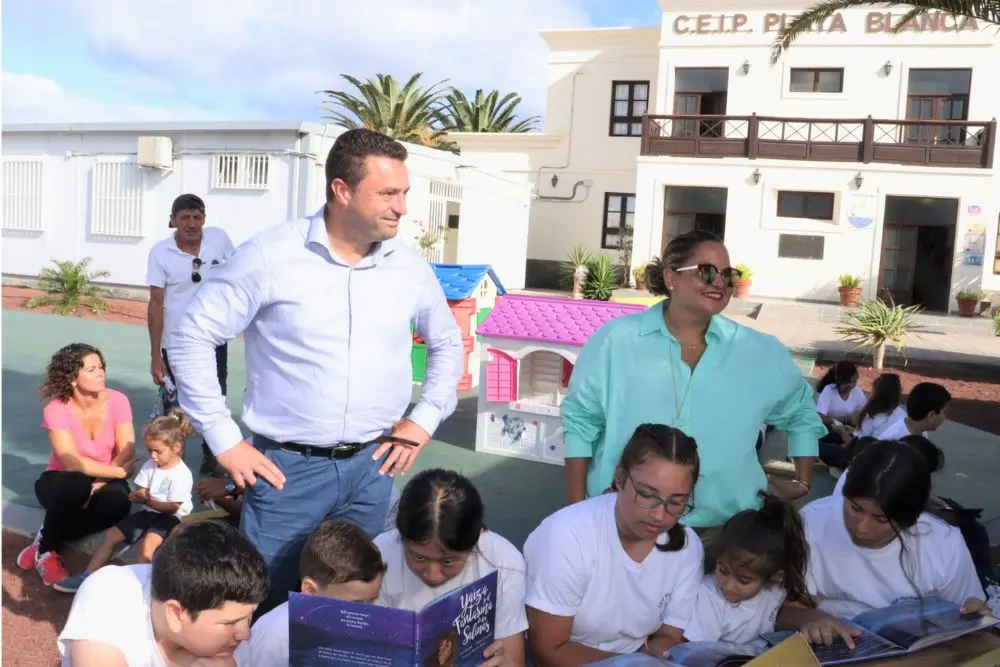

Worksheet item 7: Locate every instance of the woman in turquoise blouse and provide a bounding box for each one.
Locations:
[561,230,826,532]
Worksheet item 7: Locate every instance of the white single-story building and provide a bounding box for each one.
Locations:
[2,121,532,289]
[452,0,1000,312]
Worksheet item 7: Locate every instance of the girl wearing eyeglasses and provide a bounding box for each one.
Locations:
[523,424,703,666]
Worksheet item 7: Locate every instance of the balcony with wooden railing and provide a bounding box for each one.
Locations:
[640,114,996,169]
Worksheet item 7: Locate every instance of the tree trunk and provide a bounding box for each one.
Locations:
[572,265,588,300]
[873,342,886,370]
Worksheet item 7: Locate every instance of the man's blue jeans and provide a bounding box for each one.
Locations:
[240,434,394,616]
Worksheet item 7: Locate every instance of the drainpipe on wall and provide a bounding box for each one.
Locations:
[535,70,583,201]
[290,131,303,220]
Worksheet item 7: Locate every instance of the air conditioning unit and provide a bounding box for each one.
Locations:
[137,136,173,170]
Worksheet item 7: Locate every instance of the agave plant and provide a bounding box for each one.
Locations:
[583,254,621,302]
[834,297,923,369]
[560,245,594,298]
[26,258,111,315]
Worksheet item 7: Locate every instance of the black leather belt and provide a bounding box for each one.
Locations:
[275,434,422,460]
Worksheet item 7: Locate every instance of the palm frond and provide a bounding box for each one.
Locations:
[770,0,999,64]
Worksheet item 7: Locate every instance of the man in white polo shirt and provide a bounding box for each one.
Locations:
[147,194,236,476]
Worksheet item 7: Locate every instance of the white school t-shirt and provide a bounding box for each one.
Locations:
[815,385,867,422]
[855,406,907,438]
[683,575,786,644]
[876,418,928,441]
[134,459,194,517]
[249,601,290,667]
[522,493,704,655]
[800,496,983,619]
[146,227,236,349]
[58,564,251,666]
[374,528,529,641]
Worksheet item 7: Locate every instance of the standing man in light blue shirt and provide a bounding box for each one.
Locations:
[167,129,465,614]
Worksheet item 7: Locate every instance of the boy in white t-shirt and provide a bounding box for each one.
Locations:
[58,520,268,667]
[250,520,386,667]
[877,381,950,441]
[54,411,195,594]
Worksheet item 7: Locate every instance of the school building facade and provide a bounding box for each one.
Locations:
[452,0,1000,311]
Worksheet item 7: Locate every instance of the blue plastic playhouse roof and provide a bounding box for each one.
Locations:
[431,264,507,300]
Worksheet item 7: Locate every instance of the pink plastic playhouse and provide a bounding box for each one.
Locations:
[474,294,646,465]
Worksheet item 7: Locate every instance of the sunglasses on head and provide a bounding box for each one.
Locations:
[674,263,743,288]
[192,258,203,283]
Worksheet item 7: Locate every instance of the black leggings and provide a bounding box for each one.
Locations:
[35,470,131,555]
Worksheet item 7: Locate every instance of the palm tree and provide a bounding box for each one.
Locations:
[319,73,449,145]
[770,1,999,63]
[437,88,541,133]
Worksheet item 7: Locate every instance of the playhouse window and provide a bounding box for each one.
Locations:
[518,351,571,407]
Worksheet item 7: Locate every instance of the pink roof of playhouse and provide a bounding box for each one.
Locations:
[476,294,647,346]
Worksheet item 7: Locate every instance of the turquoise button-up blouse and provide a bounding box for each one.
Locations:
[560,301,826,528]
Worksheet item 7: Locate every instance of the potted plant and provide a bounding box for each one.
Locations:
[955,289,982,317]
[733,264,752,299]
[633,265,646,290]
[837,274,863,308]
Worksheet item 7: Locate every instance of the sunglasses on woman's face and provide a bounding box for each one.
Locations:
[674,263,743,289]
[192,257,203,283]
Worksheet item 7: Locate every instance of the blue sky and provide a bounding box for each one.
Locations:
[2,0,661,125]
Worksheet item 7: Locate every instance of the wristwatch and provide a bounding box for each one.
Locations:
[224,481,239,498]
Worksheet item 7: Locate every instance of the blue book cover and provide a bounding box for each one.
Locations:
[288,570,498,666]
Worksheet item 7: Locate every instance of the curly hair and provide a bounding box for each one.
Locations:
[143,409,196,447]
[39,343,105,403]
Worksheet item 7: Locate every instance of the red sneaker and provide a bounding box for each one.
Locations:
[36,551,70,586]
[16,532,42,570]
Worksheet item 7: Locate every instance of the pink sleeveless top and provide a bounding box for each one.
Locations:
[42,389,133,472]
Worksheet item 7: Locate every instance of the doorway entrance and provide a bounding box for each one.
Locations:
[673,68,729,138]
[878,196,958,311]
[662,186,728,251]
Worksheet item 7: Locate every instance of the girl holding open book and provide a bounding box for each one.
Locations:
[775,440,988,648]
[374,469,527,667]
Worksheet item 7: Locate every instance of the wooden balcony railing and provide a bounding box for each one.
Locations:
[640,114,996,169]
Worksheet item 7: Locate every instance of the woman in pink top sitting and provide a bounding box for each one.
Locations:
[17,343,138,585]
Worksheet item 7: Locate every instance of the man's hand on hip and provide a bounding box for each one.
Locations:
[218,441,286,490]
[372,419,431,477]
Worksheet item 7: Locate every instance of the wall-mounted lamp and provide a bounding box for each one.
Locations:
[742,60,751,75]
[751,168,761,185]
[882,60,893,76]
[853,172,864,188]
[550,173,559,188]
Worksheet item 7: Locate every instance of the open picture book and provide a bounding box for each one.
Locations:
[761,597,999,665]
[585,633,821,667]
[287,570,498,666]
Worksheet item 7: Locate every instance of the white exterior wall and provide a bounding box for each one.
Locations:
[3,123,533,289]
[2,126,314,286]
[632,159,997,302]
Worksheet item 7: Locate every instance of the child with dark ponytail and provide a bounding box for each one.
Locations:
[683,492,812,644]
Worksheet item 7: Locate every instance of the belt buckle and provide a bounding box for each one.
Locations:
[331,444,358,460]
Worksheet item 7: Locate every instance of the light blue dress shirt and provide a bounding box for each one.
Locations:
[167,207,464,456]
[560,301,825,528]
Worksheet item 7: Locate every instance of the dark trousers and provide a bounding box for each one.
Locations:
[818,430,852,469]
[35,470,131,555]
[162,344,228,461]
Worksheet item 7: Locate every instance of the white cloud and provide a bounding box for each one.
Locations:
[68,0,593,118]
[2,72,225,122]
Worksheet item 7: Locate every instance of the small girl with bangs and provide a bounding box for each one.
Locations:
[684,492,812,645]
[54,409,194,594]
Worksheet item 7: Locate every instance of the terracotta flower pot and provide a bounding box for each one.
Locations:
[733,279,752,299]
[956,298,978,317]
[838,287,862,308]
[634,277,646,290]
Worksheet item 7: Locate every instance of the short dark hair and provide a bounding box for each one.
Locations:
[905,382,951,420]
[151,520,269,619]
[299,519,386,586]
[324,129,408,198]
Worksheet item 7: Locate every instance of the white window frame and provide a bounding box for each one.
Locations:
[90,160,145,238]
[2,156,46,233]
[212,153,270,190]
